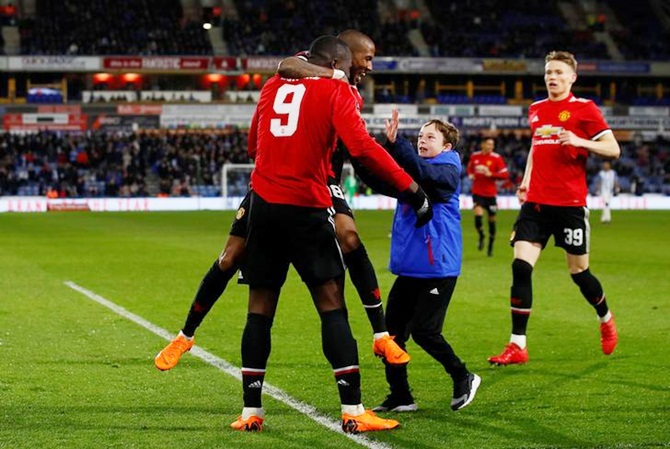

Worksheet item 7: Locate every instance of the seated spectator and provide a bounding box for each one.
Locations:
[20,0,212,55]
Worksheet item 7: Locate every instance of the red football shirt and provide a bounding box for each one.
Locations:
[467,151,509,197]
[526,93,611,206]
[249,75,412,207]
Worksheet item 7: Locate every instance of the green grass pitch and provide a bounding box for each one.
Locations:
[1,209,668,449]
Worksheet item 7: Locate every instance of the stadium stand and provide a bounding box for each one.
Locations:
[0,0,669,198]
[607,1,670,61]
[2,128,667,198]
[19,0,212,55]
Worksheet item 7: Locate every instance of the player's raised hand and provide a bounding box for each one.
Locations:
[385,107,399,144]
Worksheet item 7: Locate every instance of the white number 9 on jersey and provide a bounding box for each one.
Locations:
[270,84,306,137]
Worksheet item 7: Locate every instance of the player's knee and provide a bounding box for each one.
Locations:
[217,253,236,271]
[337,228,361,253]
[512,258,533,283]
[570,268,599,288]
[218,239,245,270]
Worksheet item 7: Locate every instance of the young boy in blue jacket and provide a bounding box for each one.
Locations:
[372,110,481,413]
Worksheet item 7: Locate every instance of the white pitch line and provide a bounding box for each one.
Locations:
[64,281,395,449]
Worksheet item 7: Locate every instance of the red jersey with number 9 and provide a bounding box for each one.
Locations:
[526,93,611,206]
[248,74,412,207]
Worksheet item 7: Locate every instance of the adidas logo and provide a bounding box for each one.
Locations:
[337,379,350,387]
[247,380,263,389]
[430,288,439,295]
[531,116,539,123]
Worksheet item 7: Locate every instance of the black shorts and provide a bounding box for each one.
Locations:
[510,202,591,255]
[328,176,353,218]
[472,194,498,215]
[229,190,252,238]
[243,191,345,290]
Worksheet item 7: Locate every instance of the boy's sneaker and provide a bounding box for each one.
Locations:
[373,335,410,365]
[341,410,400,434]
[451,373,481,411]
[230,415,263,432]
[154,334,194,371]
[600,315,618,355]
[372,394,418,412]
[487,343,529,366]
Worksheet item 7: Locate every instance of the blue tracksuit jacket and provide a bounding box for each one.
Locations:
[387,138,462,278]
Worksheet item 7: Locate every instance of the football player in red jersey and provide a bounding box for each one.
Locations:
[466,137,509,256]
[488,51,621,366]
[277,30,412,365]
[154,31,410,373]
[233,35,431,433]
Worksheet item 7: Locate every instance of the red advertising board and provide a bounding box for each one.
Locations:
[103,57,209,71]
[37,105,82,114]
[103,57,143,69]
[212,57,238,71]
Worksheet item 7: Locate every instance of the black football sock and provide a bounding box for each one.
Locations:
[475,215,484,238]
[241,313,273,408]
[343,245,387,333]
[571,269,609,317]
[488,221,496,253]
[320,308,361,405]
[511,258,533,335]
[384,361,412,398]
[182,260,238,337]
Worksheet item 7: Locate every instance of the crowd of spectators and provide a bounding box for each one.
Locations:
[4,0,667,61]
[607,1,670,61]
[420,0,607,59]
[19,0,211,55]
[0,129,251,199]
[2,129,668,199]
[222,0,415,57]
[2,1,669,199]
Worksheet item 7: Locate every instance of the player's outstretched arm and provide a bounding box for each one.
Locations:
[277,56,346,80]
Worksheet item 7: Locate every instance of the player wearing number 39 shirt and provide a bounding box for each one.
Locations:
[232,35,432,434]
[488,51,621,367]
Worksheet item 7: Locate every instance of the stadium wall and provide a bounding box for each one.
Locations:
[1,194,666,213]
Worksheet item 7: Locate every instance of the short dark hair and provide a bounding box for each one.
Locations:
[308,35,351,67]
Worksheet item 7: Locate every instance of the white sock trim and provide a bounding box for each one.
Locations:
[178,330,194,340]
[373,332,390,341]
[510,334,527,349]
[341,404,365,416]
[241,407,265,419]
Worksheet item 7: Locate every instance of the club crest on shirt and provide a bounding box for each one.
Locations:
[236,207,246,220]
[558,110,571,122]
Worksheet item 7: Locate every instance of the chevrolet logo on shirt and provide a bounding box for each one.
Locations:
[534,125,562,138]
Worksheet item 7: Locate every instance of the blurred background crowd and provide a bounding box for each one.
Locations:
[1,0,669,199]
